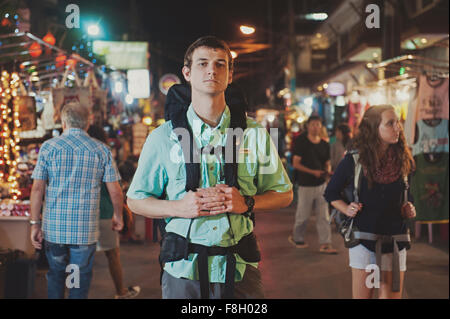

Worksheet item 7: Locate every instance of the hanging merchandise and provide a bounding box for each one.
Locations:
[17,96,37,131]
[84,70,107,126]
[411,153,449,223]
[403,91,418,146]
[415,75,449,121]
[36,91,55,130]
[51,66,90,124]
[348,101,363,132]
[412,119,449,156]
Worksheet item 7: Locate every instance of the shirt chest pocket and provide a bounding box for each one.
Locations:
[167,164,187,200]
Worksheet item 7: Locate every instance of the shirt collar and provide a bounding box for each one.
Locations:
[186,103,231,137]
[63,128,87,136]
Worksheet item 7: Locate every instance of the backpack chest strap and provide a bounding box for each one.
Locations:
[354,231,410,292]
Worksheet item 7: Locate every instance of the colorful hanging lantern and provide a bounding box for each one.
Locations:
[1,18,12,27]
[55,54,67,68]
[29,42,42,58]
[43,31,56,46]
[65,58,77,68]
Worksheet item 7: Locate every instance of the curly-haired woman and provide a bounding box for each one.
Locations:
[324,105,416,299]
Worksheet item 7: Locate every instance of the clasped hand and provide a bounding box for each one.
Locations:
[177,184,247,218]
[401,202,416,219]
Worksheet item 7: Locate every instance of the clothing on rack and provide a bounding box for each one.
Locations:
[348,102,363,132]
[415,75,449,121]
[411,153,449,223]
[412,119,449,156]
[404,95,418,146]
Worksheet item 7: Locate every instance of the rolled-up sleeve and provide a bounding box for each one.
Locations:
[324,154,354,203]
[31,142,49,181]
[126,131,168,200]
[256,128,293,193]
[102,149,121,183]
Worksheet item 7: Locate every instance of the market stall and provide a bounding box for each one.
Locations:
[0,31,108,256]
[348,54,449,241]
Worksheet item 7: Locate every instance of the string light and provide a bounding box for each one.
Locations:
[0,71,21,201]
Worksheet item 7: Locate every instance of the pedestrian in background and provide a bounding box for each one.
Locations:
[324,105,416,299]
[289,115,337,254]
[88,125,141,299]
[330,123,352,173]
[30,103,123,299]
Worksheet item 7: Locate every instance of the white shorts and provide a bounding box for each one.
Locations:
[349,244,407,272]
[96,219,120,252]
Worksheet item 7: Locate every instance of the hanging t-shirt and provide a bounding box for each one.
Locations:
[411,153,449,223]
[416,75,449,121]
[412,119,449,156]
[348,102,364,131]
[404,94,418,146]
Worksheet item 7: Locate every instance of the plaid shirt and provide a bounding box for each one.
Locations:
[32,128,121,245]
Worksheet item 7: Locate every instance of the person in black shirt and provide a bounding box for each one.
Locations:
[324,105,416,299]
[289,115,337,254]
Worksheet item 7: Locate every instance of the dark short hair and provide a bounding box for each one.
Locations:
[307,115,323,124]
[184,36,233,71]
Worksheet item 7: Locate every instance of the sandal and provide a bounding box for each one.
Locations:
[319,244,338,254]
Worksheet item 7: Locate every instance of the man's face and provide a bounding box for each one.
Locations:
[307,119,322,137]
[182,46,232,96]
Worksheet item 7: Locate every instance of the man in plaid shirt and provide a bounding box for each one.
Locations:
[30,102,123,299]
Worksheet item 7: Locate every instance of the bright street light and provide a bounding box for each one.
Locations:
[240,25,255,35]
[301,13,328,21]
[125,94,134,105]
[87,24,100,36]
[230,50,238,59]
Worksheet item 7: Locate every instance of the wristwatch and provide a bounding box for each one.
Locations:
[29,219,41,225]
[243,196,255,214]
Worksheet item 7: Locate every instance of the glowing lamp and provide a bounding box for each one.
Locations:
[29,42,42,58]
[43,32,56,46]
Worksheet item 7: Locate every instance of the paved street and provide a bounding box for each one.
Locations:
[33,203,449,299]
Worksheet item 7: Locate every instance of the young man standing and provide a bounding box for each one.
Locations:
[289,115,337,254]
[126,36,293,299]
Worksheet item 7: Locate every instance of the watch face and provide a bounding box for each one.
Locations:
[245,196,254,209]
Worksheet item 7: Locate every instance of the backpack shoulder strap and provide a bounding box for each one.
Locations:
[171,109,200,192]
[352,153,362,203]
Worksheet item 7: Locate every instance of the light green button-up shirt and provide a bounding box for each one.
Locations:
[127,104,292,283]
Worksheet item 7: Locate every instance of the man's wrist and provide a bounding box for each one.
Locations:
[29,219,41,226]
[243,195,255,214]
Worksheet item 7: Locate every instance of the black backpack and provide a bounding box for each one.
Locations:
[155,83,252,238]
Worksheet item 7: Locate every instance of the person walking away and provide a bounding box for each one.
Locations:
[30,103,123,299]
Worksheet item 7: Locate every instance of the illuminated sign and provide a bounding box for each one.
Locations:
[159,74,181,95]
[127,69,150,98]
[93,41,148,70]
[325,82,345,96]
